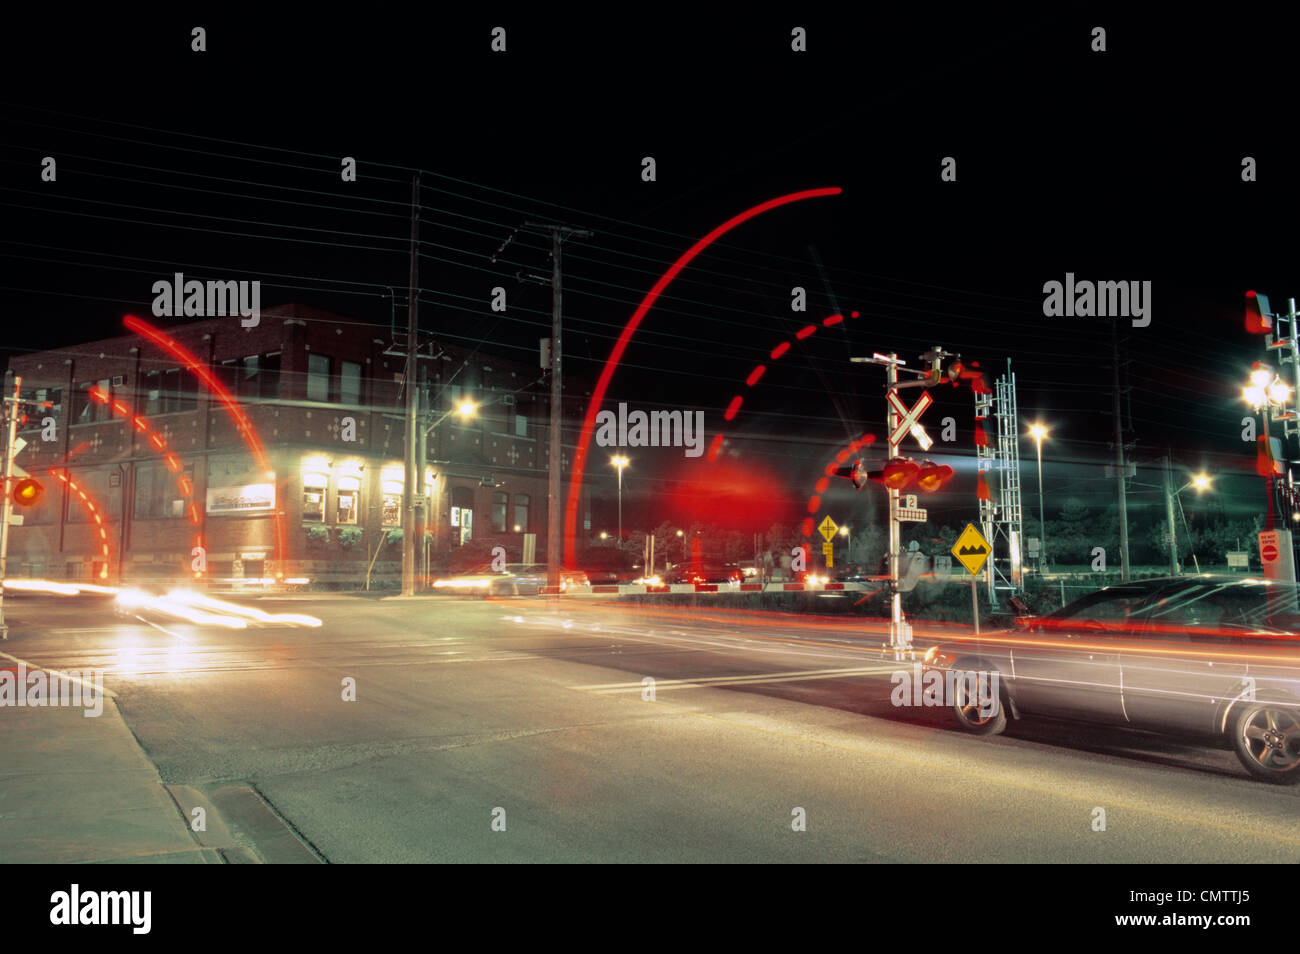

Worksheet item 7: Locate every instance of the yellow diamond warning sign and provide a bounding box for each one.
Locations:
[952,523,991,575]
[818,515,838,542]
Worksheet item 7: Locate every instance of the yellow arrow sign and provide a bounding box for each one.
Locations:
[951,523,992,575]
[818,515,838,542]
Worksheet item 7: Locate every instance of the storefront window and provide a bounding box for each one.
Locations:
[303,472,328,522]
[337,475,360,524]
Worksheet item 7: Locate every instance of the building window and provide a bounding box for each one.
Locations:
[514,413,528,437]
[134,461,189,518]
[259,352,281,399]
[513,494,529,533]
[66,469,123,523]
[339,360,362,405]
[219,353,281,400]
[303,472,328,522]
[133,462,157,520]
[451,486,474,545]
[337,475,360,524]
[19,387,61,424]
[381,469,402,526]
[143,368,197,414]
[307,354,331,402]
[71,383,94,424]
[492,492,508,533]
[71,379,113,424]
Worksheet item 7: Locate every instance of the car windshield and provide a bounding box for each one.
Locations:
[1043,585,1153,625]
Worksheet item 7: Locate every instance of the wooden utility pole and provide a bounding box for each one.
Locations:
[401,174,421,596]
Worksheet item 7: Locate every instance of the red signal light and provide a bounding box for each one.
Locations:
[877,458,919,490]
[11,477,43,507]
[915,461,955,492]
[1246,290,1273,335]
[1258,435,1284,477]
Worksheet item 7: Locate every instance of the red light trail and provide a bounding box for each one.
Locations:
[123,315,288,576]
[562,187,842,566]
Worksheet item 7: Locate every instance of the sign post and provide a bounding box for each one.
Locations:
[953,522,993,636]
[818,516,838,572]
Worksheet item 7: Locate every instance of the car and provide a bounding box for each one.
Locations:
[921,576,1300,784]
[664,563,742,585]
[432,563,546,597]
[431,564,587,596]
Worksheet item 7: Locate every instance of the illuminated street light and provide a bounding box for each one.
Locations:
[457,400,477,419]
[1171,470,1216,573]
[611,455,629,544]
[1027,421,1050,574]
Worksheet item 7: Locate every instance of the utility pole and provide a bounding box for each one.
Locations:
[1111,324,1131,580]
[523,221,591,589]
[0,375,20,638]
[416,366,428,589]
[401,174,421,597]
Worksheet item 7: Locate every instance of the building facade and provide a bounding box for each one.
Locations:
[3,304,592,586]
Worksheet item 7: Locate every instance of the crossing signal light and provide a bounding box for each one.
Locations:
[834,459,871,490]
[877,458,920,490]
[915,461,955,492]
[1257,435,1284,477]
[11,477,43,507]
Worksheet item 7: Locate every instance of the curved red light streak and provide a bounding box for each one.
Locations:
[49,468,112,577]
[124,315,288,576]
[562,187,842,565]
[709,309,862,462]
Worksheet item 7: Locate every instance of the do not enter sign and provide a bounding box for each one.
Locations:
[1260,531,1281,565]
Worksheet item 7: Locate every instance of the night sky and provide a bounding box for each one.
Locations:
[4,8,1298,535]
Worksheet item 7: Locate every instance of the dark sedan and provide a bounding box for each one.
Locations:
[922,576,1300,783]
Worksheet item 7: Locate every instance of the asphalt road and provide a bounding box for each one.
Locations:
[5,592,1300,863]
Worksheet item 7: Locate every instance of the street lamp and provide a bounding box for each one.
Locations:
[611,455,629,544]
[1172,472,1213,574]
[839,524,850,564]
[1027,422,1049,574]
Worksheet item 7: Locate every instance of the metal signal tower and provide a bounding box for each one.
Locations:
[977,365,1024,605]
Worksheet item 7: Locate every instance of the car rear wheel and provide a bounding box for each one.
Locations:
[950,667,1007,736]
[1232,702,1300,785]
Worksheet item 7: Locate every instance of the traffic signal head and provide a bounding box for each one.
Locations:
[11,477,43,507]
[915,461,955,492]
[1257,435,1284,477]
[1246,290,1273,335]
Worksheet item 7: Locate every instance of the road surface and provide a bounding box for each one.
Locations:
[3,592,1298,862]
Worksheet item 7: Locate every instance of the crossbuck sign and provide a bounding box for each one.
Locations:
[887,390,933,450]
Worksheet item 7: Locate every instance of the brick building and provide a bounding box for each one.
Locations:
[3,304,593,585]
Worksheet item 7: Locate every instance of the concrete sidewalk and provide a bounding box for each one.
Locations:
[0,687,220,864]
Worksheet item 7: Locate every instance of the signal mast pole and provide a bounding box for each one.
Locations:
[0,375,23,637]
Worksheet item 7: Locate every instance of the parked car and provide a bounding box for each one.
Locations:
[921,576,1300,783]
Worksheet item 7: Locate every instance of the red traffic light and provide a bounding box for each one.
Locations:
[11,477,43,507]
[915,461,955,492]
[877,458,919,490]
[1246,290,1273,335]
